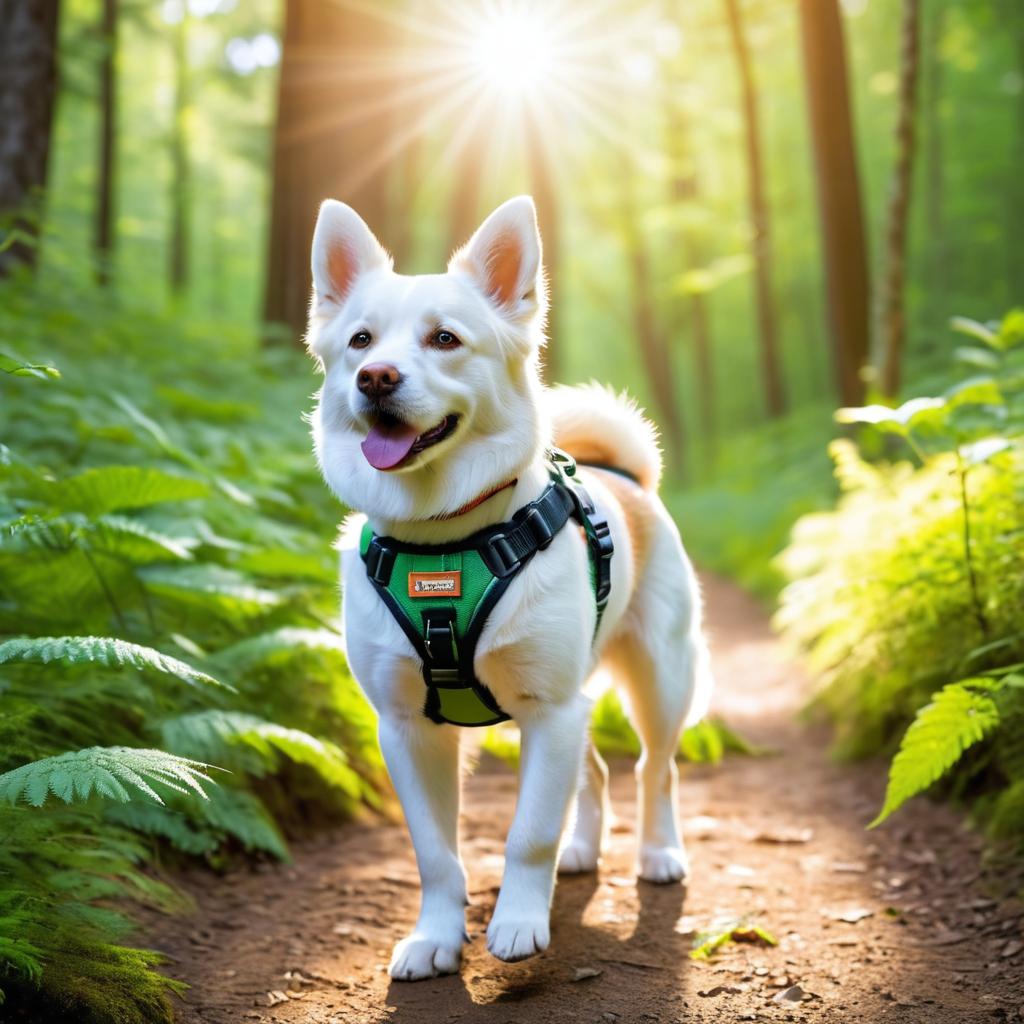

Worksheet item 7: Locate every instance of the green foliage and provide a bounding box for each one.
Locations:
[0,275,384,1019]
[779,312,1024,839]
[870,681,1000,826]
[0,636,225,689]
[0,747,214,807]
[689,918,778,961]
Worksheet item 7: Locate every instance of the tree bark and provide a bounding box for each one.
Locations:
[619,154,686,476]
[798,0,871,408]
[0,0,60,278]
[94,0,117,286]
[878,0,921,399]
[723,0,786,419]
[264,1,394,342]
[169,9,189,294]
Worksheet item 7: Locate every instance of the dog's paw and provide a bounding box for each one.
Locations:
[638,844,690,885]
[388,933,462,981]
[486,916,550,963]
[557,838,600,874]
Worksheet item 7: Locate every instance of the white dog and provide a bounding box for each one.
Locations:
[307,195,712,981]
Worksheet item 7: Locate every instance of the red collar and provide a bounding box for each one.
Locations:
[430,477,519,521]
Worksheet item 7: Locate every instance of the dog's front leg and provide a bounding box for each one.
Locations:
[487,694,591,962]
[378,713,466,981]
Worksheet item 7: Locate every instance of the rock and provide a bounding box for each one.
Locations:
[774,985,805,1003]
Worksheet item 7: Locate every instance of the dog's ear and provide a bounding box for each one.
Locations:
[450,196,545,322]
[310,200,390,313]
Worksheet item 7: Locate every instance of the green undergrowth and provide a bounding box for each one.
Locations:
[482,689,756,767]
[777,312,1024,843]
[668,406,838,602]
[0,275,386,1020]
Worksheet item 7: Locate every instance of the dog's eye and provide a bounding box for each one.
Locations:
[431,329,462,350]
[349,331,372,349]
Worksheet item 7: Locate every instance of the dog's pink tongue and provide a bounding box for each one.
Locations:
[361,420,420,470]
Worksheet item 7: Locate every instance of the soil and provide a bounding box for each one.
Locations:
[153,574,1024,1024]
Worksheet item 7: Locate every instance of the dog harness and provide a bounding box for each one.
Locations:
[359,453,617,727]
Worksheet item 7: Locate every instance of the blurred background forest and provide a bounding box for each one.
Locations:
[1,0,1023,1021]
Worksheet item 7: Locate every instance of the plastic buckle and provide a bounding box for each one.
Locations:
[365,541,394,586]
[547,446,577,477]
[422,609,462,688]
[524,506,555,549]
[483,533,520,577]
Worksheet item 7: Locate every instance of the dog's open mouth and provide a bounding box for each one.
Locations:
[360,412,459,471]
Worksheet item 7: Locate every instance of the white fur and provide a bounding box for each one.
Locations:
[308,196,713,980]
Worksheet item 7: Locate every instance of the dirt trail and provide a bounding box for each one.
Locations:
[156,575,1024,1024]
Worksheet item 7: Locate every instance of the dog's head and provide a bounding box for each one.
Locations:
[307,196,548,522]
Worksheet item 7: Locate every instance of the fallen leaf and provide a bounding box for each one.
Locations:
[573,966,603,981]
[774,985,805,1003]
[753,827,814,845]
[828,907,873,924]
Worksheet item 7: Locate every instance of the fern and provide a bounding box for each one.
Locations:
[160,710,364,798]
[0,747,215,806]
[48,466,209,516]
[212,626,344,670]
[871,680,1001,826]
[0,635,227,689]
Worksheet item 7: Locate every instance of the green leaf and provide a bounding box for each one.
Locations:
[0,635,228,689]
[0,747,215,807]
[49,466,209,516]
[951,316,1000,349]
[689,918,778,960]
[871,681,1001,827]
[0,352,61,380]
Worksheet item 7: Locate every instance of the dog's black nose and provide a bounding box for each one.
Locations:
[357,363,402,399]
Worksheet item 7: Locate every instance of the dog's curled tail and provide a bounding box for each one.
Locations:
[547,383,662,492]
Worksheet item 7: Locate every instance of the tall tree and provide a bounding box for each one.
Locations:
[264,2,394,341]
[723,0,786,419]
[798,0,870,407]
[662,0,713,469]
[619,155,686,476]
[168,7,190,294]
[94,0,117,286]
[0,0,60,278]
[878,0,922,398]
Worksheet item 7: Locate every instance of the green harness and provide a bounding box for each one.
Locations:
[359,455,617,727]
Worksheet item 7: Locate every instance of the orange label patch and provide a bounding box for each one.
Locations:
[408,571,462,598]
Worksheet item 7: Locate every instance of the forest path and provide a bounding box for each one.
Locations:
[157,575,1024,1024]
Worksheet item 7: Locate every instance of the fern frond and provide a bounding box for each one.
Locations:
[139,564,281,617]
[49,466,209,516]
[871,680,1001,827]
[0,635,227,689]
[0,747,215,807]
[213,627,344,670]
[160,710,363,798]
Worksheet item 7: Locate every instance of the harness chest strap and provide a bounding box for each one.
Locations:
[358,469,615,727]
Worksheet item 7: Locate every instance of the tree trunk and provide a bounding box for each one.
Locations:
[798,0,871,408]
[526,125,560,383]
[1006,0,1024,305]
[264,1,394,342]
[878,0,921,399]
[168,9,189,294]
[619,155,686,476]
[94,0,117,286]
[0,0,60,278]
[723,0,786,419]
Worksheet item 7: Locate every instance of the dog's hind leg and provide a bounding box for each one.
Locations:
[557,734,609,874]
[608,550,711,885]
[378,713,467,981]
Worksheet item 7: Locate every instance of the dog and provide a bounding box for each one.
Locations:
[306,195,713,981]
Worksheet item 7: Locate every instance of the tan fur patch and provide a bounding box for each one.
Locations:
[584,469,658,586]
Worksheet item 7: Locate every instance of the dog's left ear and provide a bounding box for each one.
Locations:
[450,196,545,324]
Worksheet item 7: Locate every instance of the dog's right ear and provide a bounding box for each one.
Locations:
[310,200,390,314]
